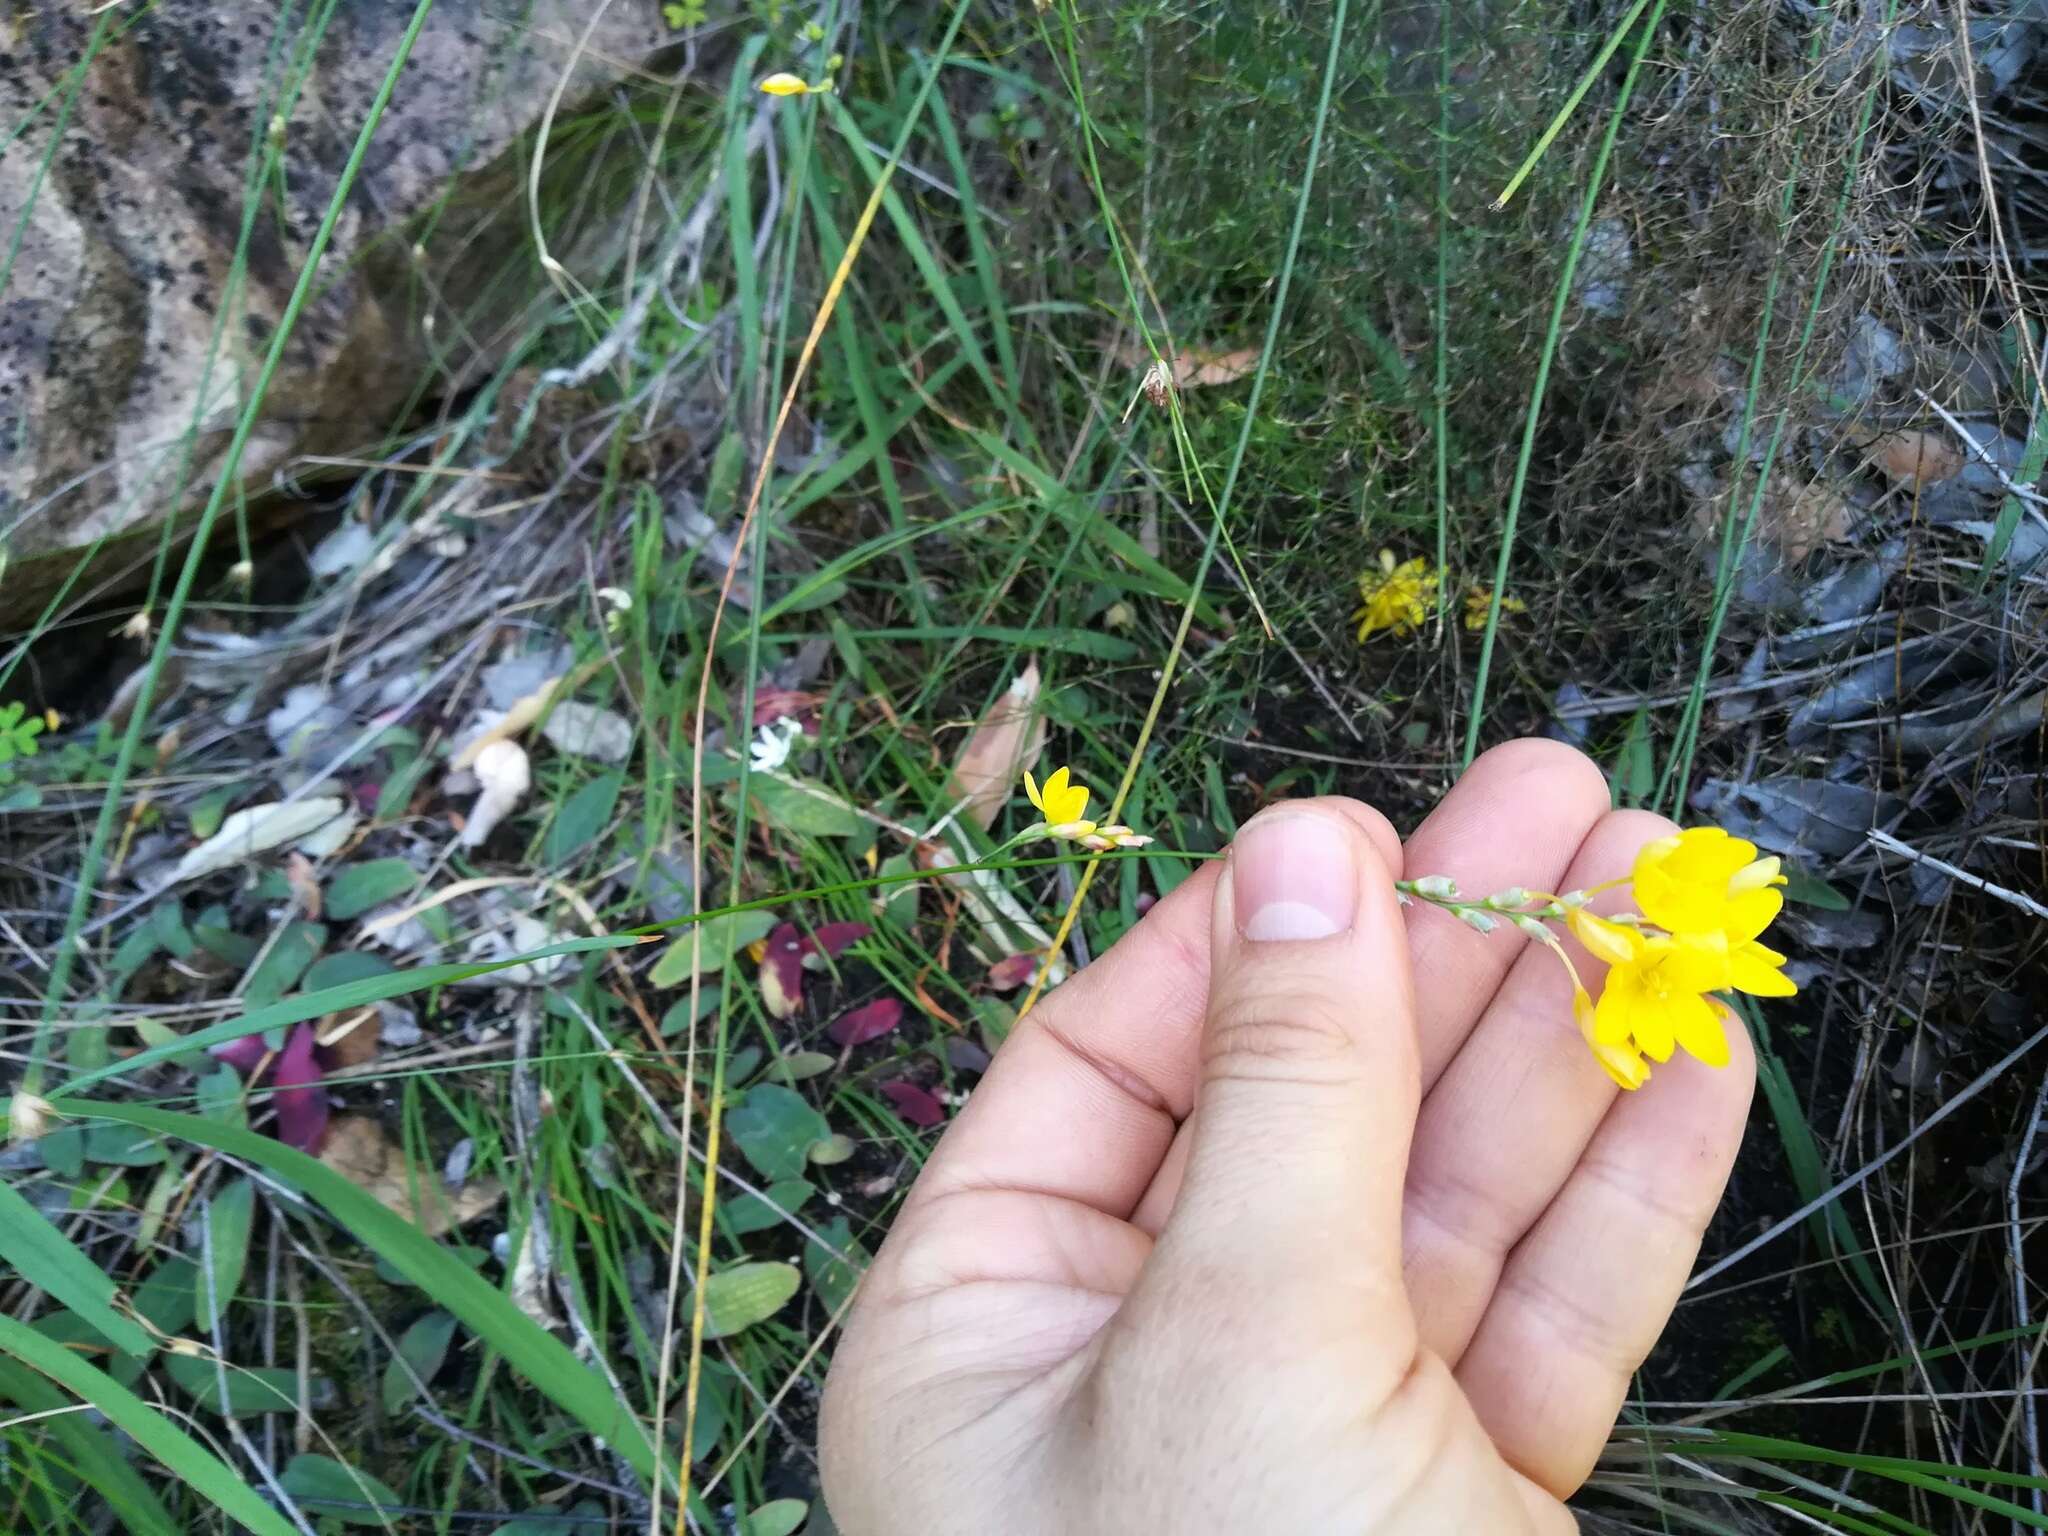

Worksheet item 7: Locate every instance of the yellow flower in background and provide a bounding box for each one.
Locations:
[1633,827,1785,942]
[759,72,815,96]
[1353,550,1436,641]
[1024,765,1096,838]
[1462,587,1527,631]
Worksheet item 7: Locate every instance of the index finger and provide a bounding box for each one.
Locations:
[904,798,1403,1222]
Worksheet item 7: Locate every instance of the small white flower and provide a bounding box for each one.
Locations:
[749,716,804,773]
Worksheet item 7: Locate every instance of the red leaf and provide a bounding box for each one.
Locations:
[801,922,870,965]
[827,997,903,1047]
[210,1036,269,1075]
[986,952,1038,992]
[878,1079,945,1128]
[270,1024,330,1153]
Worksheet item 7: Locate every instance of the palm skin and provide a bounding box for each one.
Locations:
[821,741,1755,1534]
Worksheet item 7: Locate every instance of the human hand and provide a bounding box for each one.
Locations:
[819,740,1756,1534]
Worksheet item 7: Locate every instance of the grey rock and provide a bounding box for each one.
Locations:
[1,4,667,613]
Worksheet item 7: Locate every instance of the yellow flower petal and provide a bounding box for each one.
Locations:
[1673,1001,1734,1069]
[1590,1036,1652,1090]
[1569,909,1642,968]
[1722,885,1783,944]
[759,72,812,96]
[1728,855,1785,893]
[1729,939,1797,997]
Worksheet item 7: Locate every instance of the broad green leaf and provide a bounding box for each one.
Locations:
[0,1354,178,1536]
[0,1177,151,1355]
[764,1050,836,1083]
[131,1257,199,1337]
[375,751,435,822]
[1782,870,1851,911]
[381,1310,458,1414]
[279,1453,403,1527]
[806,1132,856,1167]
[36,1125,84,1178]
[66,1103,663,1484]
[301,950,395,993]
[164,1352,333,1417]
[806,1216,869,1319]
[737,774,866,838]
[196,1066,245,1127]
[544,771,624,864]
[0,1315,297,1536]
[725,1179,814,1236]
[31,1308,147,1388]
[243,922,326,1010]
[197,1177,255,1332]
[725,1084,830,1182]
[488,1499,608,1536]
[649,909,779,986]
[84,1123,166,1166]
[741,1499,810,1536]
[323,858,421,920]
[701,1261,801,1338]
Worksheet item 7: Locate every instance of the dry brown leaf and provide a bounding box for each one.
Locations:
[317,1115,502,1238]
[1867,429,1964,488]
[315,1008,381,1070]
[1697,474,1855,562]
[946,662,1046,832]
[284,853,322,919]
[1111,342,1259,390]
[1770,477,1856,561]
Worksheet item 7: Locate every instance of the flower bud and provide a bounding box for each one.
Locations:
[1410,874,1459,900]
[1458,908,1498,935]
[1511,914,1552,942]
[1486,886,1530,909]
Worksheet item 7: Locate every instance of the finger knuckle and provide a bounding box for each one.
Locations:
[1203,987,1360,1083]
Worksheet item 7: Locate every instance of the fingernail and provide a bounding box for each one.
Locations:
[1231,813,1358,941]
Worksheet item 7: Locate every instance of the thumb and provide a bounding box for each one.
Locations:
[1152,804,1421,1342]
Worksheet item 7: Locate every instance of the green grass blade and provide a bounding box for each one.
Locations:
[0,1315,297,1536]
[61,1103,666,1488]
[1490,0,1656,210]
[0,1179,152,1356]
[1464,0,1667,767]
[0,1356,179,1536]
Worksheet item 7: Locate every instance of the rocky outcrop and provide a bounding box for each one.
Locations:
[0,2,668,602]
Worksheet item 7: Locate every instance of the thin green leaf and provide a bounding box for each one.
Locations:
[61,1103,663,1485]
[0,1178,151,1355]
[0,1314,298,1536]
[0,1354,178,1536]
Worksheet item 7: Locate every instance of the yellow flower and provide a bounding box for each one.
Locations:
[1632,827,1786,943]
[1462,587,1527,631]
[1570,910,1731,1066]
[1024,765,1096,838]
[759,72,814,96]
[1353,549,1436,640]
[1575,982,1650,1090]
